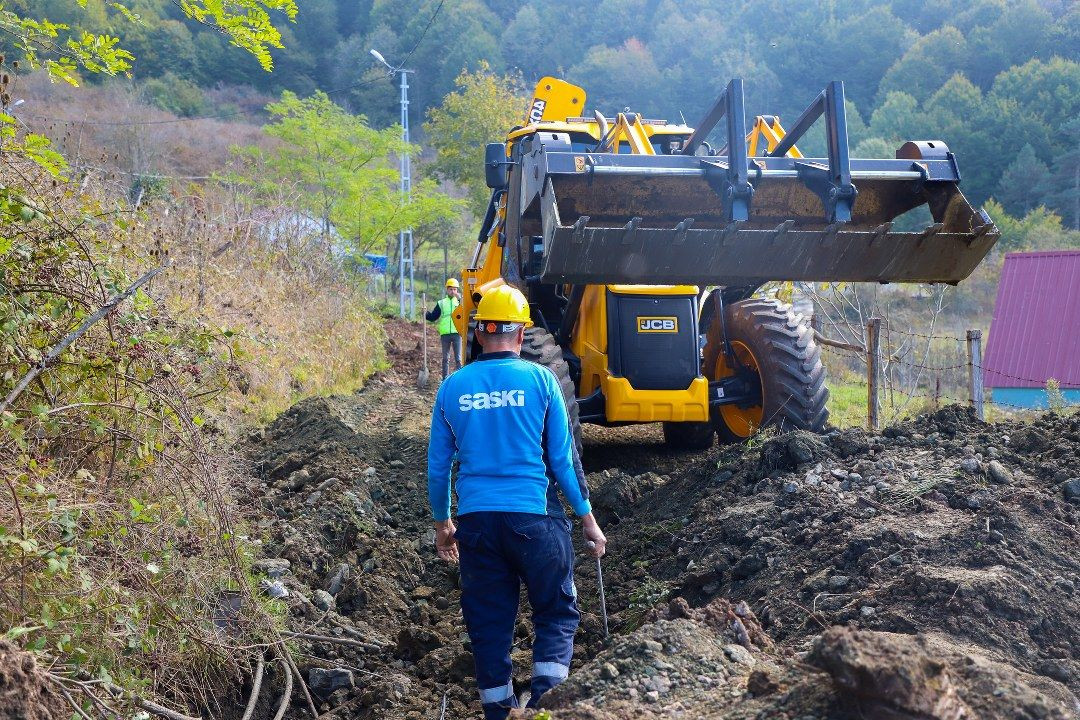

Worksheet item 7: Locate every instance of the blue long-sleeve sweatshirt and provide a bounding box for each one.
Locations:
[427,351,591,521]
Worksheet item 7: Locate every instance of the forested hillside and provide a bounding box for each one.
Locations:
[14,0,1079,223]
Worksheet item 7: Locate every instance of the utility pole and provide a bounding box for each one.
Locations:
[371,49,415,319]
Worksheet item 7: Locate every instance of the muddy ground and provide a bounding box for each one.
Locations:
[240,319,1079,719]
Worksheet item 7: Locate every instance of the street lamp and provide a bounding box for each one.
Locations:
[371,48,415,320]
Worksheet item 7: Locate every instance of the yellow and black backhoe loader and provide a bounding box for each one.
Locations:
[452,77,998,449]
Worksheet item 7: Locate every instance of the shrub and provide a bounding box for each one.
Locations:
[1,118,279,711]
[140,73,207,117]
[1046,377,1065,412]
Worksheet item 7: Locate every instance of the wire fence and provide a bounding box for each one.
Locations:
[813,316,1077,427]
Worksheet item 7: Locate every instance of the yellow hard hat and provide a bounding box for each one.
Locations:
[473,285,533,327]
[445,278,460,289]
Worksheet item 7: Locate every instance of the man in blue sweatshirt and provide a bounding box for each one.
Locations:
[427,285,607,720]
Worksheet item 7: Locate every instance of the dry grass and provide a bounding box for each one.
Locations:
[144,187,385,423]
[1,138,383,715]
[0,155,283,712]
[14,72,269,180]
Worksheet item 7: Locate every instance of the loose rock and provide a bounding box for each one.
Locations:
[312,589,335,611]
[308,667,355,696]
[987,460,1012,485]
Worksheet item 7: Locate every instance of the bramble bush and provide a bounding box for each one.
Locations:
[0,111,283,710]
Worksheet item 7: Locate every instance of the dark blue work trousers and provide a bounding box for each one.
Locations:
[454,511,579,720]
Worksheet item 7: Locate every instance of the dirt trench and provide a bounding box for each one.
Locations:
[238,319,1079,720]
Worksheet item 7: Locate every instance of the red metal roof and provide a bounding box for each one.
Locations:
[983,250,1080,389]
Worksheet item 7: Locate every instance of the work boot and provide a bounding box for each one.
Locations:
[481,697,518,720]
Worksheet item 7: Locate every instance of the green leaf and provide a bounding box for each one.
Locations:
[3,626,43,640]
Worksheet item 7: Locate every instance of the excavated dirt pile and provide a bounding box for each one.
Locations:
[241,322,1079,719]
[0,641,69,720]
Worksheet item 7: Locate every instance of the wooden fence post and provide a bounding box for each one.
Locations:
[966,329,985,420]
[866,317,882,430]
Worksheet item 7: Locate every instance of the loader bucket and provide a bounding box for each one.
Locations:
[524,81,998,287]
[535,157,997,286]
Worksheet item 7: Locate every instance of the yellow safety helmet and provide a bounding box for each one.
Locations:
[445,278,460,289]
[473,285,534,329]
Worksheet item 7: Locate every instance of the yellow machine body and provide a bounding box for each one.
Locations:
[455,75,995,439]
[453,78,745,424]
[569,284,709,423]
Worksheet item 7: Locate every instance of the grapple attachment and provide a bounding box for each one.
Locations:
[521,80,997,286]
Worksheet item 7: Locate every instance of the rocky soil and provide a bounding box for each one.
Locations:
[237,319,1079,719]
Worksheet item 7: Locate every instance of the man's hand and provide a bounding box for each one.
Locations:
[581,513,607,558]
[434,519,458,563]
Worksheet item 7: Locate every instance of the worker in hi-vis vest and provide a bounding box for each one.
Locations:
[426,278,463,379]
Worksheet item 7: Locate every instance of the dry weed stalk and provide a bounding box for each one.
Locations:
[1,142,375,714]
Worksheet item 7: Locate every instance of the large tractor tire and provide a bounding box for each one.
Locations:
[520,327,582,455]
[703,298,828,443]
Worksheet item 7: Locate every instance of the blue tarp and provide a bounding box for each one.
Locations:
[362,254,388,273]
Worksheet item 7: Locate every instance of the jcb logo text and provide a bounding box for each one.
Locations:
[528,99,547,123]
[459,390,526,411]
[637,316,678,333]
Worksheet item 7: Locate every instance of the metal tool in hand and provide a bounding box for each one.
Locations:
[586,541,609,639]
[417,292,430,389]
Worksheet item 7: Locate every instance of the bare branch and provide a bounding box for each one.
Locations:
[240,653,266,720]
[813,331,864,354]
[0,265,165,414]
[277,642,318,719]
[271,658,293,720]
[134,697,200,720]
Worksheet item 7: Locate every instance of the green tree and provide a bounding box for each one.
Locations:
[568,39,665,117]
[328,27,400,128]
[775,5,913,116]
[500,5,575,80]
[994,144,1051,218]
[877,26,968,104]
[235,91,461,258]
[917,73,1053,206]
[844,99,869,148]
[403,0,502,113]
[140,72,206,117]
[416,212,473,281]
[852,137,895,159]
[122,19,199,79]
[989,58,1080,144]
[962,0,1054,88]
[423,64,526,218]
[868,91,922,142]
[2,0,298,83]
[1042,118,1080,231]
[985,199,1080,252]
[924,73,984,125]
